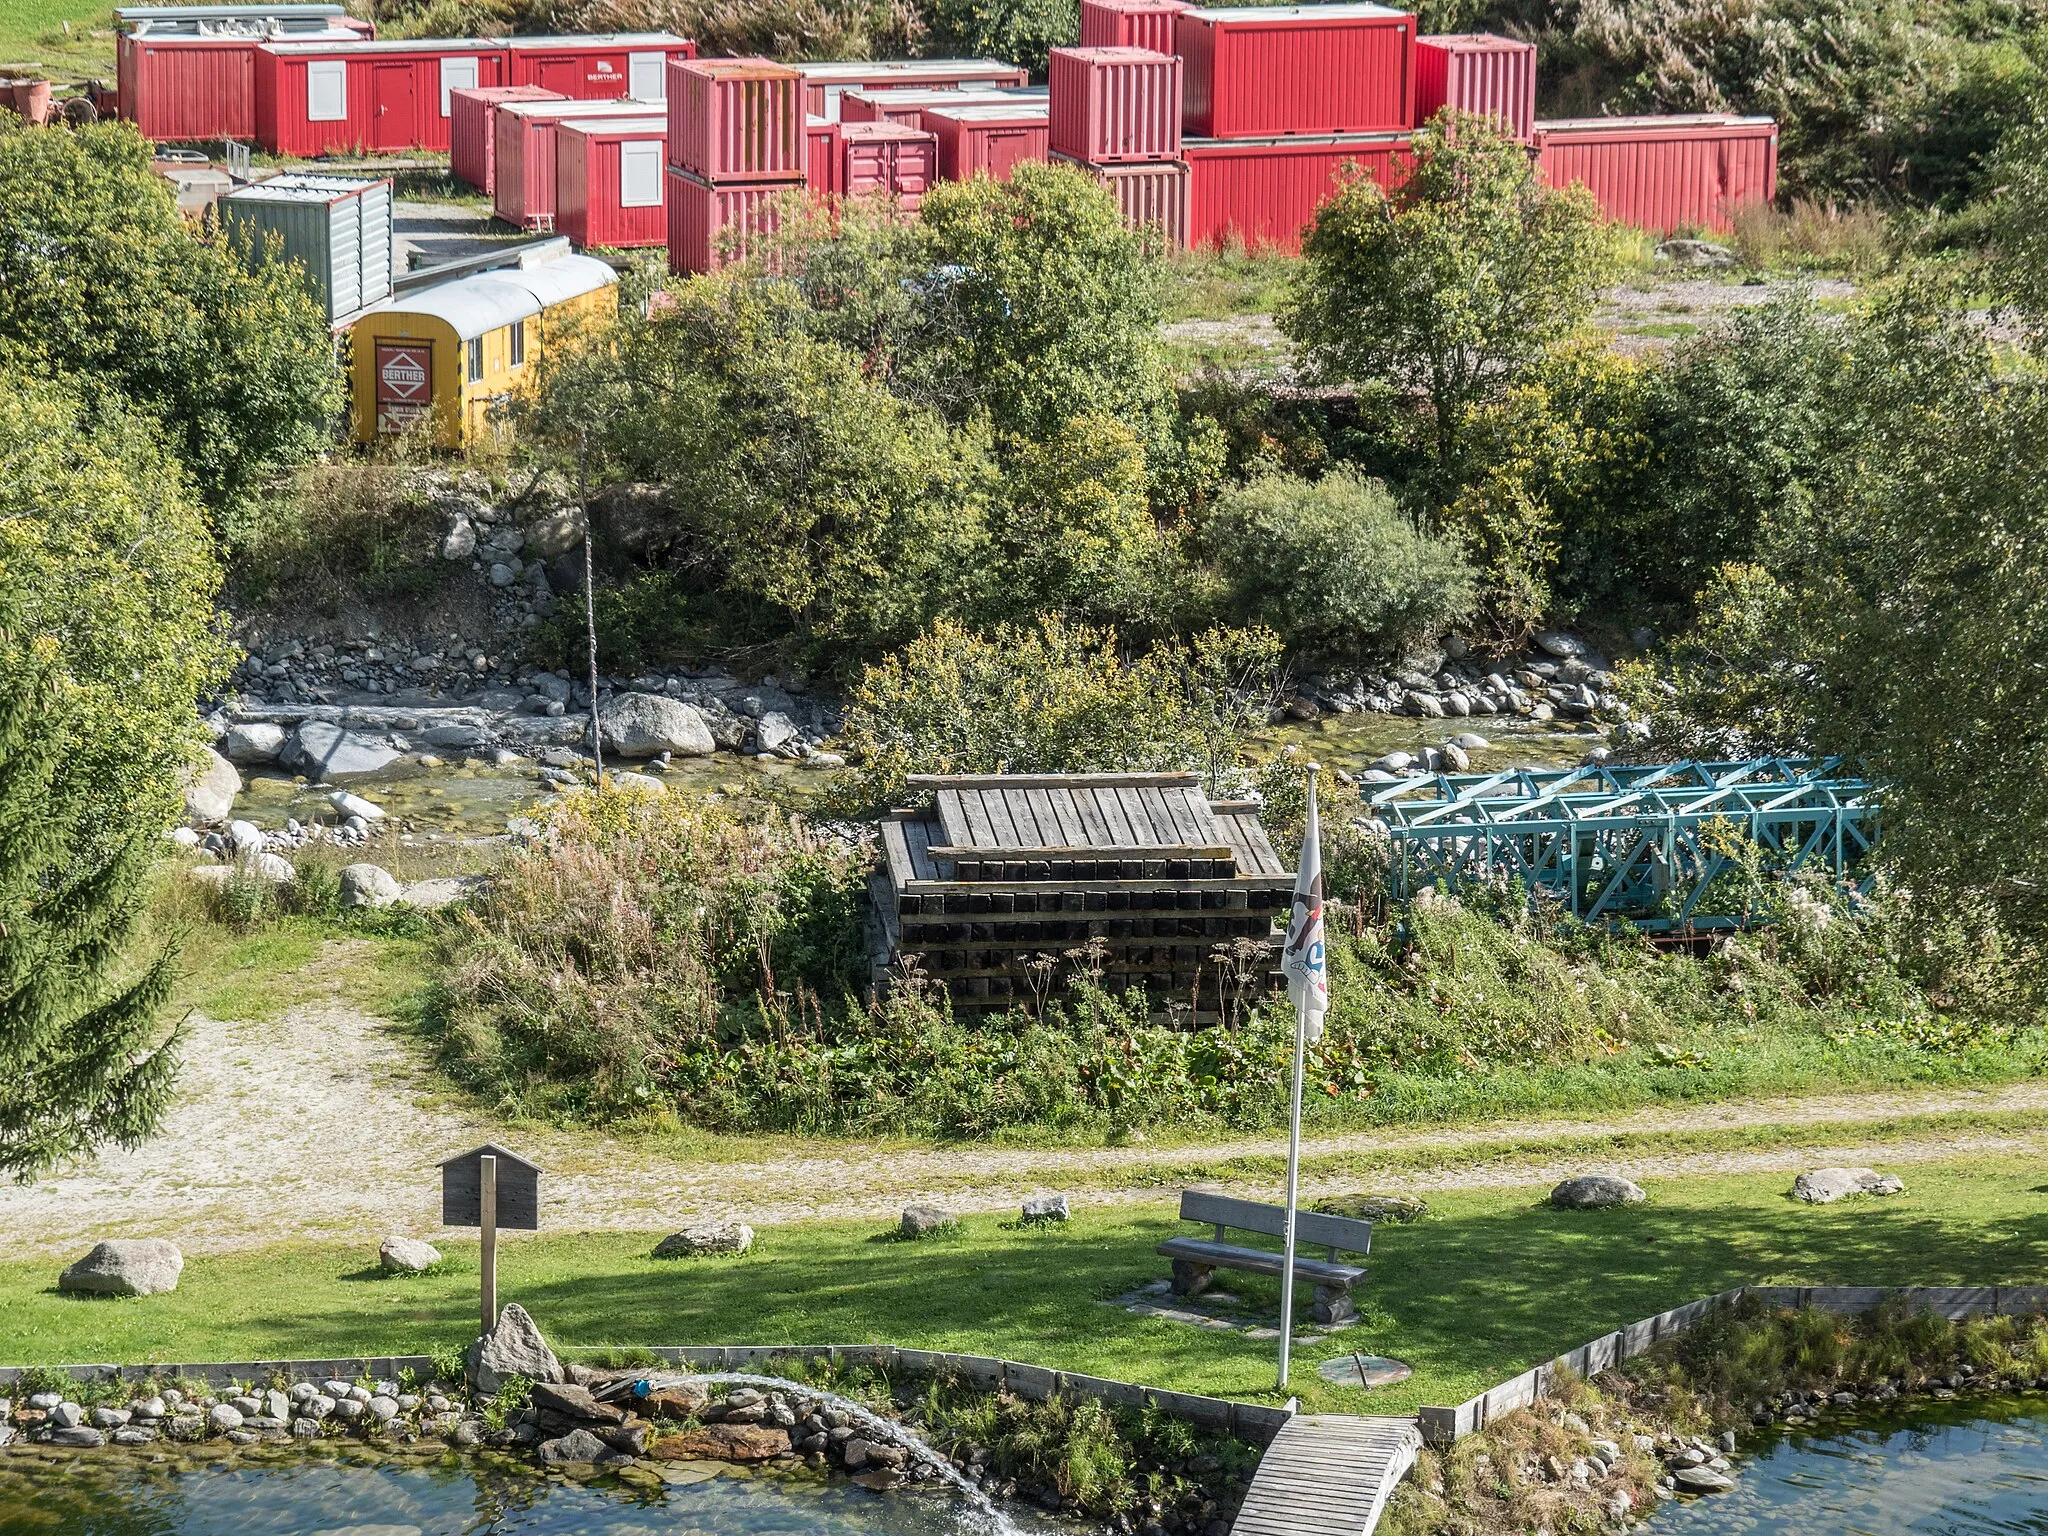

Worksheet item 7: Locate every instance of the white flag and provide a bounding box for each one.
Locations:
[1281,771,1328,1042]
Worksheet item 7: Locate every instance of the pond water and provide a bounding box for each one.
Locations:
[0,1446,1057,1536]
[1642,1398,2048,1536]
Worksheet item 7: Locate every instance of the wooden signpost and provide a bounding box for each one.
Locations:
[439,1144,540,1336]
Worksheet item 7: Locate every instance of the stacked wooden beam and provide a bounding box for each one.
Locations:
[870,771,1294,1015]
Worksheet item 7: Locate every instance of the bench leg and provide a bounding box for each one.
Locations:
[1170,1259,1215,1299]
[1312,1285,1356,1326]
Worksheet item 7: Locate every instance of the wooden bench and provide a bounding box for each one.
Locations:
[1157,1190,1372,1325]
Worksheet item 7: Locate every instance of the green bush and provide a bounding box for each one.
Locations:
[1198,467,1477,659]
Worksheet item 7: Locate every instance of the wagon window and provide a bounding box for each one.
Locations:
[466,334,485,382]
[508,319,526,367]
[620,140,662,207]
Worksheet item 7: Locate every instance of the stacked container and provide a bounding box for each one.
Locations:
[218,171,392,324]
[1053,155,1189,247]
[806,114,840,197]
[1184,131,1409,251]
[119,17,367,141]
[494,97,654,229]
[666,56,804,275]
[1048,47,1181,163]
[1534,115,1778,233]
[1177,4,1415,138]
[795,58,1029,119]
[839,84,1029,129]
[925,98,1050,182]
[1414,32,1536,140]
[557,116,668,248]
[838,120,938,209]
[500,33,694,100]
[1079,0,1188,54]
[450,83,563,193]
[253,37,509,154]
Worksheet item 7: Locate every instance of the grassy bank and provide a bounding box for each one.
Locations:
[8,1157,2046,1416]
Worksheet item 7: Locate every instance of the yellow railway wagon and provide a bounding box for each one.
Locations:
[346,252,618,448]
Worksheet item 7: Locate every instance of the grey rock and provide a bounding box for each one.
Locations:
[590,481,670,555]
[367,1395,400,1422]
[753,711,801,754]
[183,746,242,823]
[531,673,574,705]
[1673,1465,1735,1493]
[264,1389,290,1422]
[1438,742,1470,773]
[89,1406,131,1429]
[59,1238,184,1296]
[113,1426,160,1445]
[208,1403,244,1432]
[608,769,667,794]
[400,876,475,910]
[1451,732,1490,751]
[304,1395,335,1420]
[27,1393,62,1411]
[1656,238,1737,269]
[442,517,478,560]
[380,1234,442,1272]
[452,1418,485,1446]
[291,1417,321,1438]
[1021,1193,1071,1224]
[332,1398,366,1421]
[283,721,399,778]
[1551,1175,1647,1210]
[1533,630,1581,659]
[1793,1167,1904,1204]
[166,1415,206,1440]
[1408,693,1446,718]
[135,1396,167,1418]
[899,1204,957,1238]
[49,1403,84,1428]
[247,851,296,884]
[1367,751,1413,774]
[48,1426,105,1448]
[654,1219,755,1258]
[221,722,287,764]
[226,1429,260,1445]
[595,692,716,758]
[466,1301,565,1394]
[522,507,586,560]
[340,864,404,909]
[489,562,517,588]
[538,1427,610,1465]
[328,790,386,821]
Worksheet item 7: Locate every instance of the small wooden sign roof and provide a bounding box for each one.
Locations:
[440,1143,541,1231]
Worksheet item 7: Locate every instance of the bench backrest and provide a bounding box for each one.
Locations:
[1179,1189,1374,1256]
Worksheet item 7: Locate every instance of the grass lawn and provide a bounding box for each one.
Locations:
[0,0,115,76]
[6,1156,2042,1416]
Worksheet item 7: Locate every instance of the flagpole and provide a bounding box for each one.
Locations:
[1277,761,1319,1394]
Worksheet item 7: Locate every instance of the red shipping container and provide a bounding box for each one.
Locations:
[1415,33,1536,141]
[119,26,362,142]
[557,115,669,248]
[806,115,840,196]
[1079,0,1188,54]
[450,84,563,192]
[1184,131,1410,252]
[1051,152,1187,248]
[796,59,1031,119]
[255,38,509,155]
[926,98,1050,181]
[501,34,695,101]
[667,165,799,274]
[839,120,938,210]
[1177,4,1415,140]
[1535,115,1778,233]
[667,56,804,182]
[494,97,652,229]
[839,86,1027,130]
[1049,47,1181,165]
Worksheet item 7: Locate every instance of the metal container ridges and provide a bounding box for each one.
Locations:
[1049,46,1182,164]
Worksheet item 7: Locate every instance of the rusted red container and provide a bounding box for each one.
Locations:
[839,120,938,210]
[557,115,668,248]
[1051,152,1187,247]
[1079,0,1188,54]
[121,29,354,141]
[806,115,840,196]
[667,56,803,182]
[926,98,1049,182]
[254,38,509,155]
[450,84,563,192]
[667,165,799,274]
[1048,47,1181,164]
[796,59,1030,119]
[1184,131,1410,251]
[1177,4,1415,139]
[1415,33,1535,141]
[501,34,695,100]
[1535,115,1778,233]
[493,97,651,229]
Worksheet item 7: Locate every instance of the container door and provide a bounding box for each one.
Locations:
[536,57,581,95]
[370,62,416,149]
[985,128,1032,180]
[620,139,662,206]
[440,55,477,117]
[306,58,346,122]
[328,198,361,322]
[629,50,665,101]
[842,138,886,197]
[374,340,433,434]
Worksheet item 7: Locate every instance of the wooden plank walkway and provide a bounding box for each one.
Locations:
[1233,1414,1423,1536]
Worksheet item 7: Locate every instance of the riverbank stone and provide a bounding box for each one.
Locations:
[183,747,241,823]
[379,1234,441,1272]
[1793,1167,1905,1204]
[221,722,287,764]
[595,693,715,758]
[342,865,405,909]
[1551,1176,1646,1210]
[467,1302,564,1393]
[653,1220,754,1257]
[58,1239,183,1296]
[283,721,399,778]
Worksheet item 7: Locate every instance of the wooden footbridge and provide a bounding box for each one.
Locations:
[1232,1413,1423,1535]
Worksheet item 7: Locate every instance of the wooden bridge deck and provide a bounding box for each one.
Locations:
[1232,1413,1423,1536]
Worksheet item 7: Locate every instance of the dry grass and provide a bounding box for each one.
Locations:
[1726,198,1898,277]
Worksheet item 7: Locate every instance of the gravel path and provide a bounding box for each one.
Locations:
[5,959,2043,1256]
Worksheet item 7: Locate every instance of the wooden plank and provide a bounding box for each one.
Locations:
[936,788,974,851]
[902,817,942,881]
[1116,787,1163,844]
[1179,1189,1374,1253]
[926,842,1234,860]
[907,772,1203,789]
[957,789,1000,849]
[1001,788,1045,845]
[1155,1237,1362,1286]
[1045,787,1090,846]
[976,788,1020,848]
[901,875,1292,894]
[880,818,917,891]
[1022,787,1069,846]
[1164,783,1216,845]
[1081,786,1125,845]
[1136,785,1180,843]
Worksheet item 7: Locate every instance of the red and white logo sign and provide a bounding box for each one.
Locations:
[375,341,432,432]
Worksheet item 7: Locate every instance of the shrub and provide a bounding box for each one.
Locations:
[1197,467,1476,659]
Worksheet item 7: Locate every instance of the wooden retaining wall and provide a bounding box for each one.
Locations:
[1417,1284,2048,1446]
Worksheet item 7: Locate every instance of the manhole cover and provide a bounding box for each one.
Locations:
[1317,1354,1412,1389]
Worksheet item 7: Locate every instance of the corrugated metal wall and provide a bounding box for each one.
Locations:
[667,166,790,274]
[1079,0,1187,55]
[1185,132,1410,251]
[1178,9,1414,139]
[1048,47,1181,164]
[1414,34,1535,141]
[1535,118,1777,232]
[668,57,804,180]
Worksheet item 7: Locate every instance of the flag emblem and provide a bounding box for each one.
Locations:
[1281,771,1328,1041]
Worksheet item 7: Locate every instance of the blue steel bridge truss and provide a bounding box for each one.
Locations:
[1365,758,1878,933]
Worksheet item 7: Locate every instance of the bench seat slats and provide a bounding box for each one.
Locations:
[1178,1189,1373,1255]
[1156,1237,1365,1287]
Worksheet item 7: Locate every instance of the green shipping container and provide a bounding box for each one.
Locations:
[220,171,393,324]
